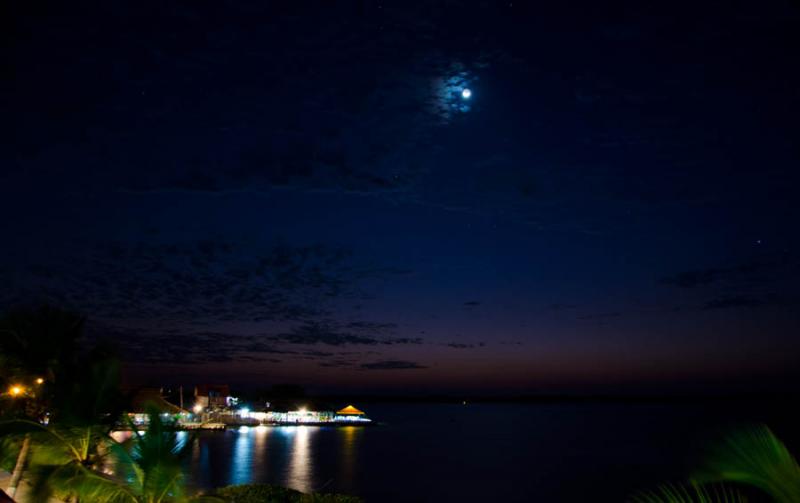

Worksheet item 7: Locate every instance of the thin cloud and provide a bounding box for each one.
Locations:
[359,360,427,370]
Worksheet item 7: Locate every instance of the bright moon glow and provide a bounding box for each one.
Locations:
[461,88,472,99]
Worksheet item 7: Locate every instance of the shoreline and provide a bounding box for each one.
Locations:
[120,421,375,431]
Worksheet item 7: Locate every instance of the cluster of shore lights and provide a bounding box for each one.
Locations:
[234,406,371,424]
[5,377,45,398]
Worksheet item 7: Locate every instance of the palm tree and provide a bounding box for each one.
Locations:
[107,409,197,503]
[3,409,218,502]
[0,305,89,497]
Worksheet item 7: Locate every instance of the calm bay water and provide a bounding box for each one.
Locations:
[180,401,796,502]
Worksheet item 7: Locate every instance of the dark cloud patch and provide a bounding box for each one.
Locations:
[237,356,284,364]
[359,360,427,370]
[83,320,418,370]
[577,312,622,320]
[268,321,422,347]
[391,338,425,345]
[661,261,773,289]
[662,257,799,313]
[318,359,358,369]
[702,295,778,310]
[0,241,360,325]
[445,342,486,349]
[86,325,300,365]
[0,241,415,344]
[663,269,722,289]
[303,350,336,358]
[344,321,398,332]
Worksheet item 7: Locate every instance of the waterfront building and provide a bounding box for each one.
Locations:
[194,384,235,409]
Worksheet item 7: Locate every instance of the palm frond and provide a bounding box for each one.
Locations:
[0,419,85,462]
[630,482,747,503]
[108,409,194,501]
[49,462,138,503]
[695,425,800,503]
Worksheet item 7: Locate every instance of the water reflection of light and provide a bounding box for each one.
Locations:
[338,426,359,490]
[287,426,313,493]
[229,425,272,486]
[230,427,253,485]
[189,435,202,478]
[175,431,189,450]
[252,425,269,480]
[110,431,132,443]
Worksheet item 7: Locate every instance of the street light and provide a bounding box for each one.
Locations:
[193,404,203,414]
[35,378,44,385]
[8,385,25,397]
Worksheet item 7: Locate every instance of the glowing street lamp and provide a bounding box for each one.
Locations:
[8,385,25,397]
[35,378,44,385]
[193,404,203,414]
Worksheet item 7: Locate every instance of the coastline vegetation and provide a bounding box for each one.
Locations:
[214,484,361,503]
[0,306,360,502]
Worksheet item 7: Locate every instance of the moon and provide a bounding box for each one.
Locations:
[461,88,472,99]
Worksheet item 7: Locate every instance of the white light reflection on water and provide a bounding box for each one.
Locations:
[254,425,269,476]
[286,426,313,493]
[176,431,189,450]
[230,426,254,485]
[227,425,271,486]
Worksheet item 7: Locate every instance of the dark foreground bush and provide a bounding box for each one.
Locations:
[215,484,362,503]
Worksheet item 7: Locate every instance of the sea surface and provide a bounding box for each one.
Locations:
[178,401,796,502]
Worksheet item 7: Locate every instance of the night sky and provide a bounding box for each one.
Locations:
[3,1,799,394]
